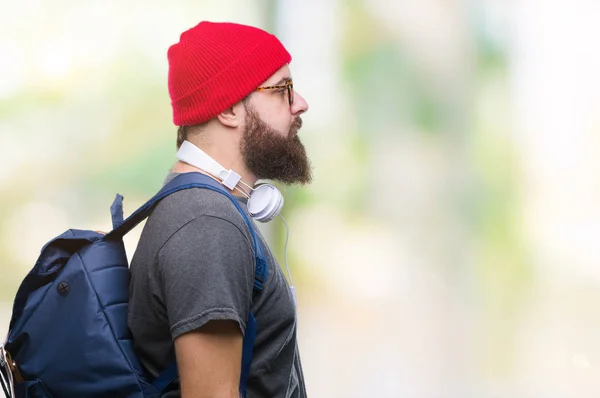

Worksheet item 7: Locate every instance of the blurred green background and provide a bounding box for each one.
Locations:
[2,0,600,397]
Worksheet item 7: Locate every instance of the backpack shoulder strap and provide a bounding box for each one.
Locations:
[121,173,267,397]
[105,172,268,289]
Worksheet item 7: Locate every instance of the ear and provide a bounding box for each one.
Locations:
[216,101,245,128]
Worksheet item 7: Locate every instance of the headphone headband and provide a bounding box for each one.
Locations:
[177,140,241,190]
[176,140,284,223]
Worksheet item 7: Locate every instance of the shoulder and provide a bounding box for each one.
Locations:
[151,186,250,235]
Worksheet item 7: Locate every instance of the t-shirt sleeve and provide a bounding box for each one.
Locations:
[156,214,255,340]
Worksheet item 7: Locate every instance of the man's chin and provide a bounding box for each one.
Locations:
[273,172,313,186]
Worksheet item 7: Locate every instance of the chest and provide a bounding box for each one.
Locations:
[251,235,297,332]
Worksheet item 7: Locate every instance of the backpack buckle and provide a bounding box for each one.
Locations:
[0,344,15,398]
[5,350,24,384]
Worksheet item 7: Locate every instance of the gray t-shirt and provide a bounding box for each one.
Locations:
[128,172,306,397]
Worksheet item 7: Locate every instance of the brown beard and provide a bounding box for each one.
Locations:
[240,103,313,185]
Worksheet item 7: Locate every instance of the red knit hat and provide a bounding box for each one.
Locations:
[167,21,292,126]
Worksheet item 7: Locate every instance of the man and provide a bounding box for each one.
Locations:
[128,21,312,398]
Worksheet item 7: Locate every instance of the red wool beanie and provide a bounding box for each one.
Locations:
[167,21,292,126]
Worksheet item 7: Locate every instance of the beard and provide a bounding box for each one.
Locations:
[240,102,313,185]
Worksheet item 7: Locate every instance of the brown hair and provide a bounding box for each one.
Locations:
[176,96,252,148]
[176,126,187,148]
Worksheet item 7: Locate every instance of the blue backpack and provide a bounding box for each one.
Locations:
[0,172,268,398]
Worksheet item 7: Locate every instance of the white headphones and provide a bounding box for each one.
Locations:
[176,140,284,223]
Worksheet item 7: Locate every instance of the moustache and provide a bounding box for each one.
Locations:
[289,117,303,137]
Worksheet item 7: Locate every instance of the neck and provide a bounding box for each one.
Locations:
[172,141,258,198]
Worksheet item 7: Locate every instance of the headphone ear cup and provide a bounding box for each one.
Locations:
[247,184,284,223]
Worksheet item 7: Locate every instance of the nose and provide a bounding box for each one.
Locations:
[291,92,309,116]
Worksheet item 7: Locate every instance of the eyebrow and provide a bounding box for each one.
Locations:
[272,77,291,86]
